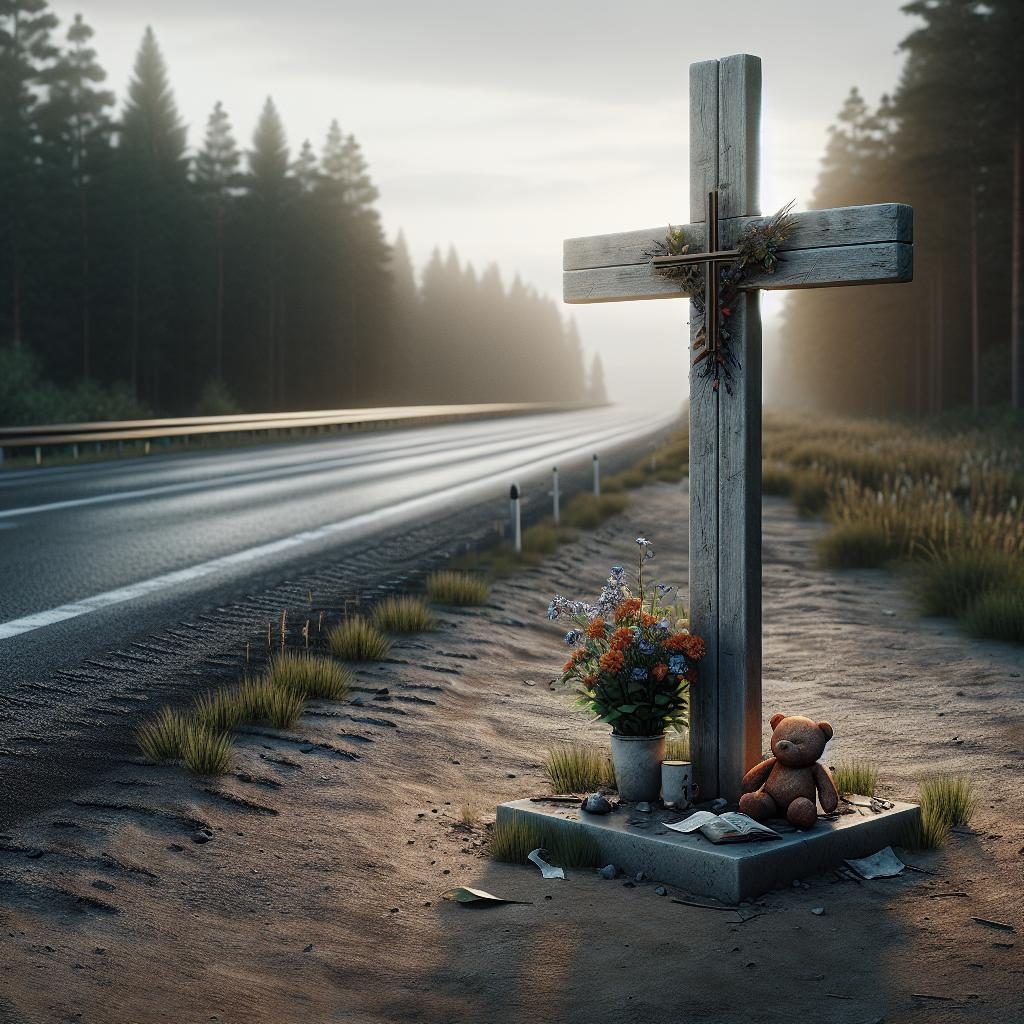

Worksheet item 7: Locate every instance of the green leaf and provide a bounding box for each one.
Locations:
[617,704,638,714]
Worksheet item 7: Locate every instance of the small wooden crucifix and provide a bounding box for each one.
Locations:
[563,53,913,802]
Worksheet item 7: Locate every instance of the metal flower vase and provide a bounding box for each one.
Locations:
[610,733,666,802]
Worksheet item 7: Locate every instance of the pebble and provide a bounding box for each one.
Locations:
[622,881,636,888]
[94,948,106,955]
[166,844,185,853]
[191,829,214,844]
[598,864,618,880]
[91,880,115,893]
[654,886,667,896]
[581,794,612,815]
[811,907,825,916]
[634,871,648,883]
[303,944,314,953]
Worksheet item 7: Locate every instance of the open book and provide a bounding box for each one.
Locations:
[665,810,782,844]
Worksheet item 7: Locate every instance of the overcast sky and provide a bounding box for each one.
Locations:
[49,1,913,403]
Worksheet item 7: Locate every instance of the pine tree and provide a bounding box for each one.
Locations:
[0,0,58,347]
[119,26,188,404]
[292,139,317,192]
[246,97,290,408]
[195,101,240,382]
[587,353,608,405]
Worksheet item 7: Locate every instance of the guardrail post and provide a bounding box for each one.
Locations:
[510,483,522,554]
[552,466,560,525]
[593,453,601,496]
[35,446,41,466]
[72,443,79,460]
[144,440,151,455]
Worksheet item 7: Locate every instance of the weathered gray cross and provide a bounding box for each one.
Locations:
[563,53,914,802]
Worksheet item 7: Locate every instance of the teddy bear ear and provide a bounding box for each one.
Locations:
[769,712,786,729]
[818,721,834,740]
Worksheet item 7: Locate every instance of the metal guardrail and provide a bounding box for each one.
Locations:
[0,402,583,465]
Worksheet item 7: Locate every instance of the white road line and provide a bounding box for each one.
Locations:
[0,412,674,641]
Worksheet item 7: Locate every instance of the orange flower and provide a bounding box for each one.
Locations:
[651,663,668,682]
[640,612,657,627]
[599,649,625,673]
[664,632,690,653]
[563,657,575,672]
[586,618,607,639]
[583,673,598,688]
[682,634,706,660]
[610,627,634,651]
[614,598,642,623]
[563,649,588,672]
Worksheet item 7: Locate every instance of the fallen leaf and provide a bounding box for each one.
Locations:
[440,886,532,907]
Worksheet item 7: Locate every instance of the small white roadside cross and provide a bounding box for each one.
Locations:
[563,53,914,802]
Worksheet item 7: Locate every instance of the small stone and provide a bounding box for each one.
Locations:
[634,871,647,883]
[191,829,213,844]
[44,945,55,953]
[94,948,106,955]
[524,680,536,687]
[811,907,825,916]
[636,801,652,813]
[792,879,802,888]
[598,864,618,880]
[581,794,612,815]
[654,886,667,896]
[710,798,728,812]
[389,908,400,914]
[91,880,115,893]
[303,944,314,953]
[622,881,636,888]
[506,773,517,779]
[166,843,185,853]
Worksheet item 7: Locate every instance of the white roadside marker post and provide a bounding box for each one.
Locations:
[510,483,522,553]
[593,454,601,496]
[552,466,560,525]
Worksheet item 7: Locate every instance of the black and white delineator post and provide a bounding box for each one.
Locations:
[509,482,521,553]
[592,454,600,496]
[562,53,913,800]
[552,466,560,525]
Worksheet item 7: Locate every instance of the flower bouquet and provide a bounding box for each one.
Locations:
[548,537,706,800]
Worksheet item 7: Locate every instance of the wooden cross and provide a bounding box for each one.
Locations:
[563,53,914,802]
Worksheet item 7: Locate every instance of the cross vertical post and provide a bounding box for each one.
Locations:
[688,54,762,803]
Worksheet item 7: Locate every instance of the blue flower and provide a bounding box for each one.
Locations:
[610,565,625,576]
[637,639,656,655]
[657,618,671,632]
[668,654,688,675]
[656,584,674,596]
[564,630,583,647]
[547,600,560,621]
[631,667,648,681]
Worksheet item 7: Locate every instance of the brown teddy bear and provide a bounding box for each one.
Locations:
[738,713,839,829]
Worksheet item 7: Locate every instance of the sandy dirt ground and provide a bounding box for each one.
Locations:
[1,481,1022,1024]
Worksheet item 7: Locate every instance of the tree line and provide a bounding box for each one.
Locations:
[774,0,1024,417]
[0,4,604,422]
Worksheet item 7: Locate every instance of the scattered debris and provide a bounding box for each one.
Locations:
[527,849,564,880]
[303,944,314,953]
[912,993,956,1002]
[654,886,667,896]
[844,847,905,879]
[634,871,647,883]
[671,898,736,911]
[929,891,969,899]
[441,886,531,907]
[971,917,1016,933]
[597,864,618,880]
[811,907,825,916]
[191,828,214,845]
[710,798,728,812]
[581,794,613,815]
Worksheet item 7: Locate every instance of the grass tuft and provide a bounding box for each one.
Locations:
[193,688,245,734]
[327,616,391,661]
[265,651,352,700]
[426,570,490,606]
[664,734,690,762]
[818,521,899,569]
[910,774,977,849]
[544,743,614,794]
[915,549,1024,619]
[372,595,435,633]
[831,758,879,797]
[180,723,233,776]
[962,589,1024,642]
[238,677,306,729]
[561,492,629,530]
[136,707,189,762]
[490,817,601,868]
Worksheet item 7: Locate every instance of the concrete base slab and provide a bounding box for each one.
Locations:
[496,797,921,903]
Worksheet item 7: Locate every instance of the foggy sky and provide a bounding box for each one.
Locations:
[48,1,911,404]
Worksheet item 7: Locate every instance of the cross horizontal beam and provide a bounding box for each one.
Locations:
[563,202,913,304]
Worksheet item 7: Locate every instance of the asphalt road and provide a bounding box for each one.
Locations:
[0,405,673,689]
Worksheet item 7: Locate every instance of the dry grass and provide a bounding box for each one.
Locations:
[372,595,435,633]
[489,817,601,868]
[963,589,1024,642]
[265,651,352,700]
[193,688,246,734]
[180,724,234,776]
[561,492,629,530]
[544,743,614,794]
[136,707,189,762]
[327,616,391,661]
[237,677,306,729]
[426,570,490,606]
[458,798,483,826]
[911,774,977,849]
[664,735,690,762]
[831,759,879,797]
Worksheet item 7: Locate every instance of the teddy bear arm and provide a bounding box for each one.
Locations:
[812,762,839,813]
[740,757,776,793]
